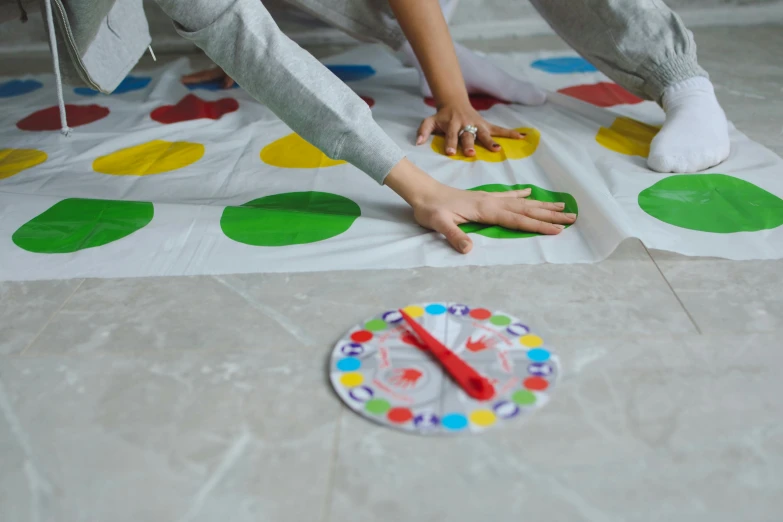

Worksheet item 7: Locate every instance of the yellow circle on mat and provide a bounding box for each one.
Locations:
[431,127,540,162]
[470,410,496,427]
[595,117,660,157]
[520,334,543,348]
[402,305,425,318]
[260,132,346,169]
[339,372,364,388]
[0,148,47,180]
[93,140,204,176]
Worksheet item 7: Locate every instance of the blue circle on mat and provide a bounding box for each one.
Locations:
[425,304,447,315]
[531,57,597,74]
[0,79,43,98]
[74,75,151,96]
[336,357,361,372]
[185,79,240,91]
[442,413,468,431]
[326,65,375,82]
[527,348,551,362]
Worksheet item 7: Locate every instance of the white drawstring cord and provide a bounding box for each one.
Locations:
[43,0,71,136]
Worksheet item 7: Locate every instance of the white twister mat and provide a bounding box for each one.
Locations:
[1,46,782,282]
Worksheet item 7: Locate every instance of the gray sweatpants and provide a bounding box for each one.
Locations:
[152,0,708,184]
[528,0,708,102]
[154,0,406,185]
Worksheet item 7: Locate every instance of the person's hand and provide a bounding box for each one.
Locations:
[384,159,576,253]
[416,102,525,158]
[181,66,235,89]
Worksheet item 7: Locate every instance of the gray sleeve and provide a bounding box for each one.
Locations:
[153,0,405,184]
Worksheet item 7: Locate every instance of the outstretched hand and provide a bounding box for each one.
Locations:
[417,102,525,158]
[384,159,576,253]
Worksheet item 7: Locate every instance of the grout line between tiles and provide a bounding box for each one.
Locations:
[18,278,85,356]
[319,408,344,522]
[642,244,703,335]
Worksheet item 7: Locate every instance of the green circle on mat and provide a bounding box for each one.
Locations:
[365,398,391,415]
[364,319,387,332]
[489,315,511,326]
[12,198,153,254]
[220,191,361,246]
[512,389,536,406]
[638,173,783,233]
[459,184,578,239]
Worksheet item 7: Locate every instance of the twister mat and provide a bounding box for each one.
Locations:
[1,46,782,281]
[330,302,559,435]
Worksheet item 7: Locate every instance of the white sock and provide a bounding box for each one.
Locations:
[648,77,730,173]
[401,42,547,106]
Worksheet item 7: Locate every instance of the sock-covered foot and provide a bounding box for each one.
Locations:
[648,77,730,173]
[401,42,547,106]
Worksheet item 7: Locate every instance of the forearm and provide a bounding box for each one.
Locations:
[388,0,469,108]
[156,0,404,183]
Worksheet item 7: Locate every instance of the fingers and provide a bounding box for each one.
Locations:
[494,211,566,235]
[489,124,526,140]
[477,128,501,152]
[460,130,476,157]
[476,196,577,235]
[503,198,576,224]
[445,123,460,156]
[417,117,437,145]
[487,188,532,199]
[523,207,577,225]
[181,67,224,84]
[432,215,474,254]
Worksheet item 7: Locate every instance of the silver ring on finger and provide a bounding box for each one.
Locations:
[458,124,478,139]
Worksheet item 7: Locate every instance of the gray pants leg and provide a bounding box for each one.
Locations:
[527,0,708,102]
[152,0,404,184]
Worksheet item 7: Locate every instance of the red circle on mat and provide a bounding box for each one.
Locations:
[469,308,492,320]
[557,82,643,107]
[16,104,110,131]
[351,330,373,343]
[524,376,549,391]
[387,407,414,424]
[360,96,375,108]
[150,94,239,124]
[424,94,510,111]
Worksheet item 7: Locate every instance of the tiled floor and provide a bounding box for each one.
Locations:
[1,25,782,522]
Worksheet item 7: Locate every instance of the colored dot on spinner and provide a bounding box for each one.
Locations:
[340,342,364,357]
[506,323,530,337]
[494,401,521,419]
[448,304,470,316]
[441,413,469,431]
[425,304,447,315]
[364,319,387,332]
[414,412,440,429]
[489,315,511,326]
[528,362,554,378]
[512,389,537,406]
[527,348,551,362]
[469,308,492,320]
[387,407,414,424]
[339,372,364,388]
[349,386,374,402]
[470,409,497,427]
[365,398,391,415]
[402,305,425,318]
[524,376,549,391]
[336,357,361,372]
[382,310,404,323]
[520,334,543,348]
[351,330,373,343]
